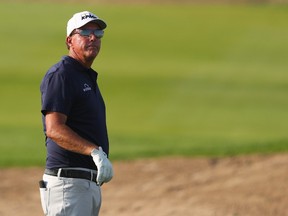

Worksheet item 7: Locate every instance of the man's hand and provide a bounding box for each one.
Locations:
[91,147,113,185]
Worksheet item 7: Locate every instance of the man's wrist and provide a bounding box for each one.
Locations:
[91,146,102,155]
[91,148,98,155]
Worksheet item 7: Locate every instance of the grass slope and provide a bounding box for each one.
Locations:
[1,3,288,166]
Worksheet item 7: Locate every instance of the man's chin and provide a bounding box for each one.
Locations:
[85,51,98,61]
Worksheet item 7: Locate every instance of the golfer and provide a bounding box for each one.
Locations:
[39,11,113,216]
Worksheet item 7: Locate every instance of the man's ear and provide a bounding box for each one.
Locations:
[66,36,73,49]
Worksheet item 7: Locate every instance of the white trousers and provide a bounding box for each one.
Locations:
[40,170,101,216]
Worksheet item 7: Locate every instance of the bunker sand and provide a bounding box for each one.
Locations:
[0,154,287,216]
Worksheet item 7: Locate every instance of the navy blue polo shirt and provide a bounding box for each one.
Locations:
[40,56,109,170]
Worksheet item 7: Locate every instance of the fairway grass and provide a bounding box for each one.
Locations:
[1,2,288,166]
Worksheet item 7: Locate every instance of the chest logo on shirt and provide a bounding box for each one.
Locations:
[83,83,92,92]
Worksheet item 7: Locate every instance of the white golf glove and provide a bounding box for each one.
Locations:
[91,147,113,185]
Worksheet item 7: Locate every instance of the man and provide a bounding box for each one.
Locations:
[39,11,113,216]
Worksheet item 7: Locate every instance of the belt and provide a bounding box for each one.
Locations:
[45,168,97,182]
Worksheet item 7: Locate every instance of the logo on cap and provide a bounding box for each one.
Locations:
[81,13,97,20]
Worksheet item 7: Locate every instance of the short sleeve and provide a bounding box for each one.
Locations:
[40,71,73,116]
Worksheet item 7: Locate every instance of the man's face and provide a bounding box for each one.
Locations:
[68,22,102,62]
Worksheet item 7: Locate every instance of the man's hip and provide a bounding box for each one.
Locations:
[40,168,101,216]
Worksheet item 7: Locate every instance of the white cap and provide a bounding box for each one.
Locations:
[67,11,107,36]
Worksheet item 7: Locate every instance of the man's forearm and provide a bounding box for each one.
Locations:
[47,123,97,155]
[45,112,98,155]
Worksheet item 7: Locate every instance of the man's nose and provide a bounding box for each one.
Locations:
[89,33,97,40]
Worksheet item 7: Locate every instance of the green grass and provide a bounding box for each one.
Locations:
[1,2,288,166]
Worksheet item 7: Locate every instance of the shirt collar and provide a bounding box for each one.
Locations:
[63,55,98,80]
